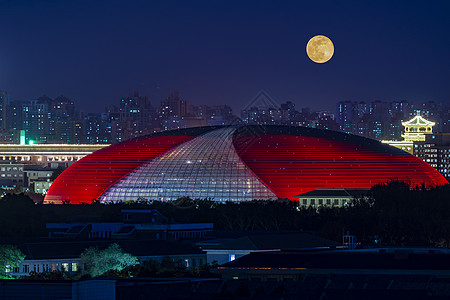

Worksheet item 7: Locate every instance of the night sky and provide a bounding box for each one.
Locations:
[1,0,450,113]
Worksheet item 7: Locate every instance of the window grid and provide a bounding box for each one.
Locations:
[99,127,276,202]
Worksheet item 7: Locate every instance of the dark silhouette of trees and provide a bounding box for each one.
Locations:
[1,180,450,246]
[130,258,219,278]
[50,166,66,181]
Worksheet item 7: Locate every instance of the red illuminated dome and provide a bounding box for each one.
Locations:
[44,125,447,204]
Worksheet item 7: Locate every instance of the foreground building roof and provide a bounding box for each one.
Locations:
[216,248,450,276]
[293,188,370,198]
[44,125,447,204]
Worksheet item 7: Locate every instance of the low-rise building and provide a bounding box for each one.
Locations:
[24,166,54,193]
[214,248,450,281]
[24,167,53,186]
[9,239,206,278]
[0,144,108,166]
[0,161,24,188]
[32,181,53,194]
[294,188,370,208]
[46,209,213,240]
[199,231,339,265]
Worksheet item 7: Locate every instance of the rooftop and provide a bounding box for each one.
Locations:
[201,231,339,250]
[217,248,450,274]
[15,239,204,260]
[402,115,435,126]
[294,188,371,198]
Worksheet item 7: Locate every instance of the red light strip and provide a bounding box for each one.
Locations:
[234,135,447,200]
[44,135,193,204]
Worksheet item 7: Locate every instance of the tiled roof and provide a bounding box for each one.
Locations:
[402,115,435,126]
[294,188,370,198]
[202,232,338,250]
[220,249,450,271]
[15,239,203,260]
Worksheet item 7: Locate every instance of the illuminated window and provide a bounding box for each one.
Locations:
[62,263,69,272]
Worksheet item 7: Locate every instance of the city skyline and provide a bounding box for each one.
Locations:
[1,0,450,113]
[2,1,450,291]
[1,88,450,145]
[1,88,447,114]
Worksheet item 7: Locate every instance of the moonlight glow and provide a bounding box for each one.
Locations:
[306,35,334,63]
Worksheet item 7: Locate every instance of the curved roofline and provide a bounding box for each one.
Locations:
[402,115,435,126]
[145,126,229,138]
[233,125,404,154]
[143,125,403,154]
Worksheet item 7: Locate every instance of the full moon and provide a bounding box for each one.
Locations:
[306,35,334,63]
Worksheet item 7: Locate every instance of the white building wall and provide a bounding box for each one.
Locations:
[11,258,81,278]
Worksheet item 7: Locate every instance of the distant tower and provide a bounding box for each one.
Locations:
[402,110,435,142]
[0,91,8,129]
[381,110,435,154]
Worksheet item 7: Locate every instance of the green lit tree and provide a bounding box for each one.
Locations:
[80,243,139,277]
[0,245,25,279]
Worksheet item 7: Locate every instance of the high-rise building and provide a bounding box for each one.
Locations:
[159,92,190,131]
[50,95,77,143]
[160,92,189,118]
[336,100,416,140]
[414,134,450,182]
[19,95,80,144]
[84,113,111,144]
[6,100,24,131]
[22,97,52,143]
[106,92,156,143]
[0,91,8,130]
[336,101,359,134]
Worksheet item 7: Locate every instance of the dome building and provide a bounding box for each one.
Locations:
[44,125,447,204]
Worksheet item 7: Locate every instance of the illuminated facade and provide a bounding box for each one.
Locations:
[382,113,435,154]
[402,113,435,142]
[45,125,447,204]
[0,144,108,163]
[0,162,24,188]
[414,133,450,181]
[294,188,370,208]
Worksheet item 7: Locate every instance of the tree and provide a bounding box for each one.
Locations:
[0,245,25,279]
[80,243,139,277]
[50,166,66,181]
[13,185,24,194]
[20,270,70,280]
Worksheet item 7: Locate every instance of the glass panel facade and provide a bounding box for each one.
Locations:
[99,127,276,202]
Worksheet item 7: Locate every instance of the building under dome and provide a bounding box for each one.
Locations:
[44,125,447,204]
